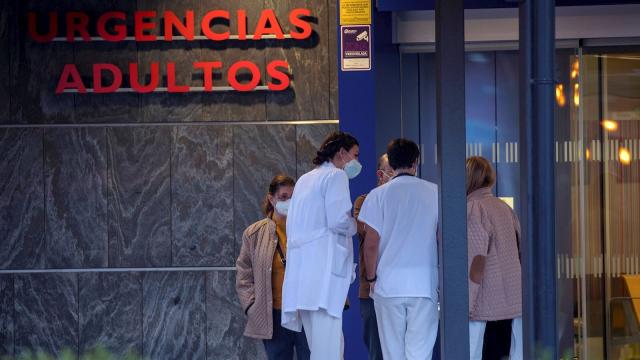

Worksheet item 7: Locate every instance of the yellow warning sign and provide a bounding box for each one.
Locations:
[339,0,371,25]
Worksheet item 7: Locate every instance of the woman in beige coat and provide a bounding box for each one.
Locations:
[236,175,310,360]
[466,156,522,360]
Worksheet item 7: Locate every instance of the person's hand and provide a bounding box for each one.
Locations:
[369,282,376,297]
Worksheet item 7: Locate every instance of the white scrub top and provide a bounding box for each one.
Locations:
[281,162,357,331]
[358,175,439,300]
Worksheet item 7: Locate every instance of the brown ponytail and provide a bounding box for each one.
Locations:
[262,175,296,216]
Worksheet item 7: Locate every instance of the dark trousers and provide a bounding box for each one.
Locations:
[360,298,384,360]
[263,309,310,360]
[482,319,513,360]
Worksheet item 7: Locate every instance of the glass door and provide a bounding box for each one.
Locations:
[561,49,606,360]
[571,51,640,360]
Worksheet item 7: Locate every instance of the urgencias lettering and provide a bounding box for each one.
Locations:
[27,9,312,42]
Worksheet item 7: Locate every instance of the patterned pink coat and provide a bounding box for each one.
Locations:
[467,187,522,321]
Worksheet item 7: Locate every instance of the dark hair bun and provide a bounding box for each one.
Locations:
[312,131,359,166]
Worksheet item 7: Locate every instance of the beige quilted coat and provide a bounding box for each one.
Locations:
[467,187,522,321]
[236,218,278,339]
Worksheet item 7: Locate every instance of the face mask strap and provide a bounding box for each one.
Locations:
[378,169,392,180]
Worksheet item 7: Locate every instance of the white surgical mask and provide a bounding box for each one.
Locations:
[341,152,362,179]
[344,159,362,179]
[275,200,290,216]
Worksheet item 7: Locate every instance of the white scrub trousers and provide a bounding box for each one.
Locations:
[469,320,487,359]
[373,296,439,360]
[300,309,343,360]
[469,316,523,360]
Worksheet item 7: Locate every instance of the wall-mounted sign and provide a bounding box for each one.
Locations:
[339,0,371,25]
[341,25,371,71]
[26,9,314,94]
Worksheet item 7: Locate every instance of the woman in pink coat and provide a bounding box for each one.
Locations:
[466,156,523,360]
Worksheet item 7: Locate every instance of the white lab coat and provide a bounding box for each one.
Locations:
[281,162,357,332]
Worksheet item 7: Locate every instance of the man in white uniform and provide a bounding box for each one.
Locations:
[358,138,439,360]
[281,132,360,360]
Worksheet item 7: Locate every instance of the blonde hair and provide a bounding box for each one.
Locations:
[466,156,495,195]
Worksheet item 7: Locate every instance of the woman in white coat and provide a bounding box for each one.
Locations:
[281,131,360,360]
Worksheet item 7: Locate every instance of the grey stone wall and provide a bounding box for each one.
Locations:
[0,0,338,358]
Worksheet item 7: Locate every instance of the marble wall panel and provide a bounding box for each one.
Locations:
[206,271,265,360]
[137,44,203,123]
[266,0,330,120]
[172,126,234,267]
[79,272,142,357]
[14,273,78,357]
[138,0,205,123]
[0,1,9,122]
[200,0,266,122]
[44,128,108,268]
[9,2,74,124]
[0,275,13,358]
[73,42,140,124]
[328,0,339,120]
[70,0,139,124]
[143,271,206,360]
[107,127,171,267]
[233,125,296,255]
[61,0,137,32]
[6,0,338,125]
[0,128,45,269]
